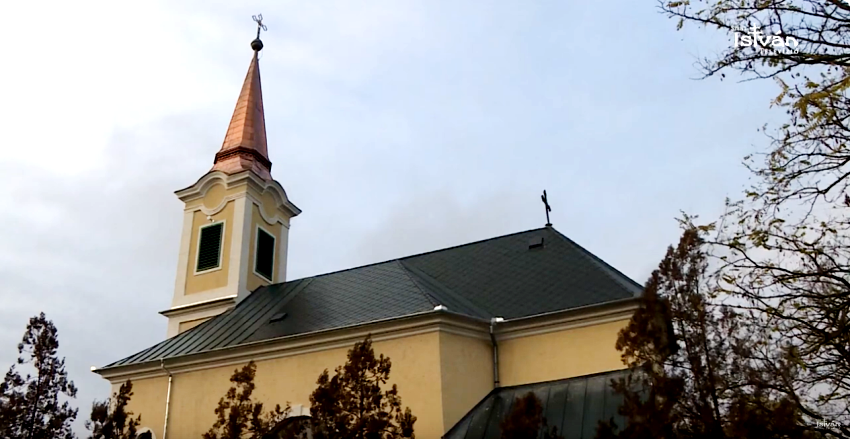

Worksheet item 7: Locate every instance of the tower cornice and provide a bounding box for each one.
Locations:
[175,170,301,219]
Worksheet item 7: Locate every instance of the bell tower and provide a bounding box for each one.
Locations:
[161,26,301,338]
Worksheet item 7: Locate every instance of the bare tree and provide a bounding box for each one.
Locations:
[657,1,850,435]
[597,229,822,439]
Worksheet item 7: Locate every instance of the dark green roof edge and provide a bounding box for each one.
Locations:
[548,227,643,294]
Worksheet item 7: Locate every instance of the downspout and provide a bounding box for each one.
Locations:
[489,317,504,388]
[160,359,173,439]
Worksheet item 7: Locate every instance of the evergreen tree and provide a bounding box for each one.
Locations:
[499,392,563,439]
[84,380,140,439]
[309,335,416,439]
[204,361,291,439]
[596,228,817,439]
[0,313,78,439]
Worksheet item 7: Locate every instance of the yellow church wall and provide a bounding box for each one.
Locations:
[203,183,226,209]
[178,317,211,334]
[184,201,235,295]
[247,203,283,291]
[184,182,250,211]
[260,190,279,220]
[497,318,629,386]
[122,376,169,439]
[125,332,444,439]
[438,332,494,432]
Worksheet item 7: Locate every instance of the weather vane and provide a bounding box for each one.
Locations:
[251,14,267,51]
[541,190,552,227]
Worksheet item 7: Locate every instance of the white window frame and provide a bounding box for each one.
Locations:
[253,225,275,282]
[194,220,226,275]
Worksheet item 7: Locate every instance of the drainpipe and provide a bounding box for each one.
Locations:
[160,359,173,439]
[489,317,504,388]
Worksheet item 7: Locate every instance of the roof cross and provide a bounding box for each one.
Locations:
[252,14,267,40]
[541,190,552,227]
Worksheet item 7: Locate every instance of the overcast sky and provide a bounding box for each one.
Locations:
[0,0,780,434]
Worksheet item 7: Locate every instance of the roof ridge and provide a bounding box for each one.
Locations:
[398,261,491,319]
[398,227,549,262]
[392,260,439,307]
[548,228,643,294]
[268,227,551,286]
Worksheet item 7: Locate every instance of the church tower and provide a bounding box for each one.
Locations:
[161,31,301,338]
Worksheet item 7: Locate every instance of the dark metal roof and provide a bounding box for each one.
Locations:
[443,369,628,439]
[103,227,641,369]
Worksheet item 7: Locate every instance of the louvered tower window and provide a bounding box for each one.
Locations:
[255,227,275,281]
[196,222,224,272]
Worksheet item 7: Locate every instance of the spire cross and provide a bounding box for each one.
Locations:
[252,14,267,39]
[541,190,552,227]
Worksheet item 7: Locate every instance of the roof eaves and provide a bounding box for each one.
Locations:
[499,296,639,325]
[95,308,490,374]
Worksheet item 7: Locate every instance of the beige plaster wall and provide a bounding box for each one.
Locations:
[121,376,169,439]
[114,317,631,438]
[497,319,629,386]
[184,201,235,295]
[122,332,443,439]
[438,332,494,432]
[177,317,211,334]
[246,203,283,291]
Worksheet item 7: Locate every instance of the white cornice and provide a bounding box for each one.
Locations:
[175,171,301,218]
[497,298,639,340]
[159,295,237,317]
[96,311,486,381]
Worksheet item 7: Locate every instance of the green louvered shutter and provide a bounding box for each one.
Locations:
[255,228,275,281]
[196,223,223,271]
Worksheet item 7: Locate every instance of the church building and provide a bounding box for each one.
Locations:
[93,30,641,439]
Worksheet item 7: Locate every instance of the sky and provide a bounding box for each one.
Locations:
[0,0,782,434]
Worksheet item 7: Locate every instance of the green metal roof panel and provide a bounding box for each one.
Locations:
[102,227,641,369]
[443,369,628,439]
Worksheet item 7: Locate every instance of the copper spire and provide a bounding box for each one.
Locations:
[211,25,272,180]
